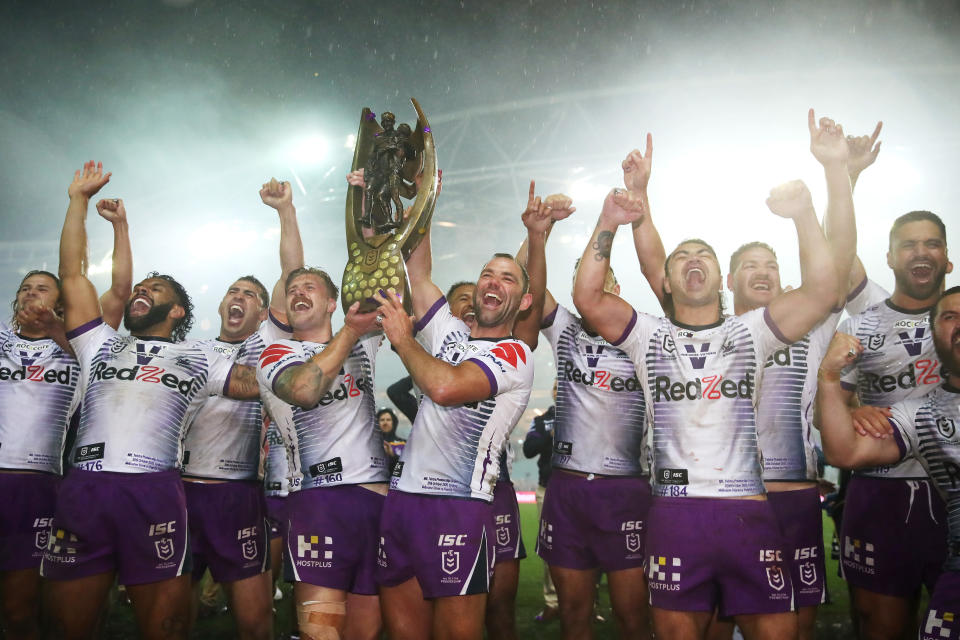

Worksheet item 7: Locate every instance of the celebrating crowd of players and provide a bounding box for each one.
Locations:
[0,107,956,640]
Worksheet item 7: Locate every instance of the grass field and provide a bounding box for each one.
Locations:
[92,502,881,639]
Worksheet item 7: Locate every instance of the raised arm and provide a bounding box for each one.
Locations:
[572,189,645,344]
[404,224,444,320]
[815,332,900,468]
[375,289,491,406]
[808,109,854,307]
[764,180,838,343]
[59,161,112,332]
[843,121,882,290]
[269,303,379,409]
[623,134,667,307]
[94,198,132,330]
[260,178,305,321]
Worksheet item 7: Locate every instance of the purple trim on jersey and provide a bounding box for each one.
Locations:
[268,309,292,333]
[890,419,908,460]
[763,306,789,345]
[469,357,499,396]
[414,295,447,333]
[611,309,638,347]
[541,305,558,329]
[269,361,302,395]
[222,364,233,396]
[846,276,868,302]
[65,317,103,340]
[841,381,857,392]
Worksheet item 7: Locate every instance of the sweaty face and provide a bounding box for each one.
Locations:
[888,221,951,302]
[933,293,960,375]
[473,257,527,329]
[218,279,267,339]
[729,247,781,311]
[448,284,476,327]
[123,278,178,334]
[15,274,60,317]
[285,274,334,331]
[666,242,723,307]
[378,413,395,433]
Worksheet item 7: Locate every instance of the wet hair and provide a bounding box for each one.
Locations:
[662,239,726,320]
[236,275,269,309]
[285,267,339,300]
[446,281,475,300]
[11,270,62,325]
[889,211,947,248]
[729,241,778,273]
[488,253,529,295]
[145,272,194,342]
[376,407,399,434]
[930,285,960,334]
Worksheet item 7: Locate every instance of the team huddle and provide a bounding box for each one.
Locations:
[0,108,956,640]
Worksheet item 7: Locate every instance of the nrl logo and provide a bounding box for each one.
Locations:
[766,565,786,591]
[799,561,817,586]
[155,538,175,561]
[241,539,257,561]
[441,549,460,575]
[625,532,641,553]
[496,526,510,547]
[866,334,886,351]
[936,417,956,439]
[35,530,49,551]
[662,335,676,355]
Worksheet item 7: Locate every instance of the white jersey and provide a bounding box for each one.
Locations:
[393,296,534,502]
[618,308,786,498]
[888,385,960,571]
[182,313,291,481]
[0,322,81,473]
[841,279,940,479]
[67,318,234,473]
[263,420,290,497]
[542,304,647,476]
[756,310,840,482]
[257,333,387,490]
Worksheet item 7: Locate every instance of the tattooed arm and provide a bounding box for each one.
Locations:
[572,189,644,345]
[225,363,261,400]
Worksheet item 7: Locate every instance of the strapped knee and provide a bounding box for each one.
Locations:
[297,599,346,640]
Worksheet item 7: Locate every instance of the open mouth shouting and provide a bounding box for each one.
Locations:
[682,261,707,288]
[290,296,312,313]
[128,294,153,317]
[909,260,935,283]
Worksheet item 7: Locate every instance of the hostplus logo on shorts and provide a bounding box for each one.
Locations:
[297,535,333,568]
[924,608,955,639]
[538,521,554,550]
[647,556,681,591]
[842,536,875,575]
[45,529,79,564]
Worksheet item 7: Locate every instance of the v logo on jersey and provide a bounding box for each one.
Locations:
[682,343,710,370]
[259,344,294,367]
[17,350,37,366]
[585,345,605,368]
[897,328,926,357]
[490,342,526,369]
[135,343,163,366]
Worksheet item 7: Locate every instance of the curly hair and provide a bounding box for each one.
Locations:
[145,271,194,342]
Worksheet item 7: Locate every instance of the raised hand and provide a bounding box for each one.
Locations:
[95,198,127,224]
[259,178,293,210]
[16,302,62,335]
[622,133,653,194]
[520,180,554,235]
[343,301,381,336]
[373,288,414,346]
[765,179,815,220]
[808,109,848,167]
[544,193,576,222]
[846,121,882,180]
[820,332,863,378]
[600,188,645,227]
[346,168,366,188]
[68,161,111,200]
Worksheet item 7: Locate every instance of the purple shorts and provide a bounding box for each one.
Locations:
[920,571,960,640]
[491,481,526,562]
[265,495,288,539]
[839,475,946,596]
[284,485,384,595]
[41,470,191,586]
[183,480,269,583]
[537,471,650,572]
[377,491,493,599]
[0,472,58,571]
[767,487,826,608]
[645,497,794,616]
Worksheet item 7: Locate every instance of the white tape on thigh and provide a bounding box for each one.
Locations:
[297,600,346,640]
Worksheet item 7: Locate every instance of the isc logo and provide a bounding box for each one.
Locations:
[758,549,783,562]
[148,521,177,536]
[794,546,818,560]
[237,527,257,540]
[437,534,468,547]
[620,520,643,532]
[495,515,512,525]
[33,517,53,528]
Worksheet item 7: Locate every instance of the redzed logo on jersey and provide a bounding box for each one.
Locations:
[490,342,526,369]
[259,344,294,368]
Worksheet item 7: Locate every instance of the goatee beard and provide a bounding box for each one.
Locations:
[124,301,174,335]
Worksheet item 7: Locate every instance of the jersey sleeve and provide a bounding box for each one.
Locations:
[610,308,659,374]
[258,310,294,345]
[845,277,889,317]
[465,339,534,396]
[540,304,572,351]
[202,347,238,396]
[886,399,922,462]
[413,297,467,353]
[741,307,791,362]
[65,318,113,365]
[257,340,307,395]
